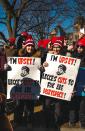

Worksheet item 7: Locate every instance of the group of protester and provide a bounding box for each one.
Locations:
[0,28,85,131]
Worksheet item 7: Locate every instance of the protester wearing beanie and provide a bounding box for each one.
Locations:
[4,37,18,57]
[14,36,42,128]
[16,31,33,50]
[74,37,85,129]
[18,37,34,55]
[52,37,63,55]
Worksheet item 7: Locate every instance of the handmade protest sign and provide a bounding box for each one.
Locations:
[40,53,81,101]
[7,57,41,100]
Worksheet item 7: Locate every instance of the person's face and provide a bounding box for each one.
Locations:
[53,45,61,55]
[21,69,28,77]
[58,67,63,74]
[77,45,84,54]
[26,45,34,53]
[9,43,15,49]
[10,45,15,49]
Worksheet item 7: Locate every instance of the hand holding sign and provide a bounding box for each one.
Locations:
[43,61,49,67]
[0,93,6,103]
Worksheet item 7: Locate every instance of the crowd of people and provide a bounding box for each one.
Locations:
[0,28,85,131]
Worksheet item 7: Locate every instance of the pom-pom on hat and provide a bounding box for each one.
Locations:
[20,32,28,38]
[23,38,35,48]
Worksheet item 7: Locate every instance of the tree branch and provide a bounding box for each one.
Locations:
[0,32,7,42]
[0,0,16,17]
[12,0,17,8]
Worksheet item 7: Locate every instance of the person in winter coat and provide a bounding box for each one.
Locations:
[14,37,41,128]
[4,37,18,57]
[0,79,13,131]
[42,37,64,131]
[18,37,40,57]
[75,37,85,128]
[3,38,18,101]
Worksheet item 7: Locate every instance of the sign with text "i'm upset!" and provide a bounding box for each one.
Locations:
[40,53,81,101]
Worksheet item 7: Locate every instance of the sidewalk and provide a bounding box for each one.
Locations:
[7,105,85,131]
[13,121,85,131]
[14,126,85,131]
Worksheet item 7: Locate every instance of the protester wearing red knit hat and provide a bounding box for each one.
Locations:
[8,37,16,44]
[41,37,64,131]
[18,37,35,57]
[51,36,64,44]
[74,37,85,129]
[76,37,85,57]
[7,38,16,48]
[4,37,18,57]
[77,37,85,47]
[23,37,35,48]
[16,31,33,50]
[52,38,63,55]
[15,36,41,129]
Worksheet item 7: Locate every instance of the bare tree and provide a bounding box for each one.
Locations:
[0,0,29,38]
[0,0,85,42]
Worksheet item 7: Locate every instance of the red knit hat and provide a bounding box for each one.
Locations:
[27,34,33,39]
[8,38,16,45]
[21,32,28,38]
[52,36,64,47]
[77,37,85,47]
[23,38,35,47]
[51,36,64,43]
[38,39,51,48]
[53,40,63,47]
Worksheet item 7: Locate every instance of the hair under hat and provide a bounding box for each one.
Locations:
[21,32,28,37]
[53,40,63,47]
[23,38,35,48]
[51,36,63,47]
